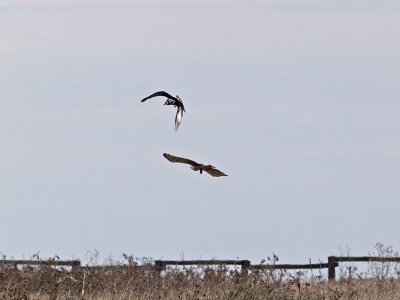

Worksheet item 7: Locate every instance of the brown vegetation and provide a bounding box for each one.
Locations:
[1,262,400,299]
[1,245,400,300]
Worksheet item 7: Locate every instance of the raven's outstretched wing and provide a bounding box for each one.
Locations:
[204,168,228,177]
[163,153,198,166]
[141,91,177,102]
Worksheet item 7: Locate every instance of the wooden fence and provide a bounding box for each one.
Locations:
[0,260,80,268]
[154,260,337,274]
[327,256,400,281]
[154,260,251,271]
[1,257,399,281]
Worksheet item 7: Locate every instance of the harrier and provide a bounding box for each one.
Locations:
[141,91,186,130]
[163,153,228,177]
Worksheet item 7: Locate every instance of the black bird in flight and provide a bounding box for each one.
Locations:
[163,153,228,177]
[141,91,186,130]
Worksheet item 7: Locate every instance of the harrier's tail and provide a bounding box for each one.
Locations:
[175,106,184,130]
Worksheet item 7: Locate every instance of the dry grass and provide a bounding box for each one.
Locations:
[1,263,400,300]
[1,245,400,300]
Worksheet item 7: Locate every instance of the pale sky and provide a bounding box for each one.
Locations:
[0,0,399,264]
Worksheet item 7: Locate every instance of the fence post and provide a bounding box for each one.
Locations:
[328,256,336,281]
[154,260,164,276]
[241,260,250,276]
[71,260,81,271]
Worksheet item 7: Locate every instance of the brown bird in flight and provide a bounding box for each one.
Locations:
[163,153,228,177]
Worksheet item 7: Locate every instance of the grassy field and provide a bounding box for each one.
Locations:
[1,245,399,299]
[1,257,400,300]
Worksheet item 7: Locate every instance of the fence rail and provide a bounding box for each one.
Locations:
[327,256,400,280]
[250,262,337,270]
[0,260,80,267]
[1,256,399,281]
[154,260,250,271]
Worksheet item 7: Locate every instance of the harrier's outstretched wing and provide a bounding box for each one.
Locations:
[163,153,198,166]
[141,91,177,102]
[204,168,228,177]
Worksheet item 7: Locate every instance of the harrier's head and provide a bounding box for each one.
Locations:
[164,98,175,106]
